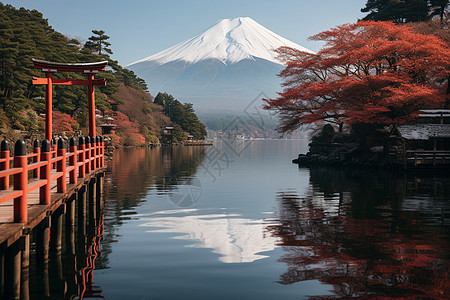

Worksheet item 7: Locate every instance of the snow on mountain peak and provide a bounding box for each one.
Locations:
[129,17,313,66]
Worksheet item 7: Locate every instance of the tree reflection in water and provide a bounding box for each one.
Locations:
[98,147,207,268]
[24,147,207,299]
[268,167,450,299]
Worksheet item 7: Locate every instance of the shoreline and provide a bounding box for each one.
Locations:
[293,142,450,172]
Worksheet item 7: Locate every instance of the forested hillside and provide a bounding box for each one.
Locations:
[0,3,205,145]
[154,92,207,140]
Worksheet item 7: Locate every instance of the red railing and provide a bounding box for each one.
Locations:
[0,136,105,223]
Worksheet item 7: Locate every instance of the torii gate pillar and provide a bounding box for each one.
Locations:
[32,59,108,140]
[45,72,53,142]
[87,73,96,137]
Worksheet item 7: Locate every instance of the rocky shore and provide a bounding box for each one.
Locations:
[293,141,388,168]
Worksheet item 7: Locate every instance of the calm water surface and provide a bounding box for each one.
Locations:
[36,140,450,299]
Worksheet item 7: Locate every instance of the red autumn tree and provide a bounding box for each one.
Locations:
[264,21,450,133]
[113,111,146,146]
[52,110,78,135]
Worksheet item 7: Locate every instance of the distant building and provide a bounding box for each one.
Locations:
[163,126,173,135]
[98,123,117,135]
[161,126,174,144]
[97,112,117,135]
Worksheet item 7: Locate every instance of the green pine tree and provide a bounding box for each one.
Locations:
[361,0,430,23]
[83,30,113,56]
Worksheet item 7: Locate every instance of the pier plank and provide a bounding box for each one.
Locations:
[0,168,105,246]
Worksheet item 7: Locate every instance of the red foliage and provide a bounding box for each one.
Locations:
[269,206,450,299]
[113,111,145,146]
[52,111,77,134]
[264,21,450,133]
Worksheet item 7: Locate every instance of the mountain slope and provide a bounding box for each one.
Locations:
[128,17,313,112]
[131,17,313,65]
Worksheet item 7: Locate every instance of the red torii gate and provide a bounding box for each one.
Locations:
[31,58,108,141]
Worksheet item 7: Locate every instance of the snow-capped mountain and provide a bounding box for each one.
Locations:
[127,17,313,112]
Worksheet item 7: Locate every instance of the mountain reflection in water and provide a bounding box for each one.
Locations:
[139,209,279,263]
[98,147,207,269]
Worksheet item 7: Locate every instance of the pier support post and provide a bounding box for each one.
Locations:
[4,240,21,300]
[76,185,88,295]
[96,174,104,211]
[78,186,87,237]
[36,217,50,297]
[20,234,30,300]
[49,243,64,297]
[0,246,4,299]
[89,178,97,228]
[65,194,78,297]
[50,205,65,253]
[66,194,76,252]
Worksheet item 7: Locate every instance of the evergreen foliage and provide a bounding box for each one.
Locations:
[154,92,207,140]
[83,30,113,56]
[361,0,449,23]
[0,3,152,139]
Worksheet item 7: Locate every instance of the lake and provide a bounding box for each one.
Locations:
[28,139,450,299]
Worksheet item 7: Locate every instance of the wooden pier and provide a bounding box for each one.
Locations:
[0,136,106,299]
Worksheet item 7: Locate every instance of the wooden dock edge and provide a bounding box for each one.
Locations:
[0,168,106,248]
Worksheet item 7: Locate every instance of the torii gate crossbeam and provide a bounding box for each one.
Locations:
[31,58,108,141]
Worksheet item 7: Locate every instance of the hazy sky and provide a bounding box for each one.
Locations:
[4,0,367,66]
